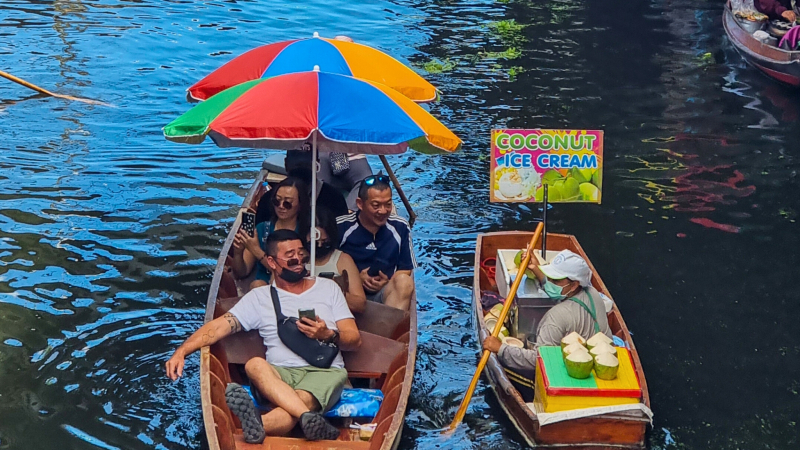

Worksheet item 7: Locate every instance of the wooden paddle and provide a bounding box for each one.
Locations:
[0,70,110,106]
[447,221,544,432]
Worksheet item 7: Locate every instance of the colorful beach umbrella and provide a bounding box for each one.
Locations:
[165,68,461,274]
[187,33,438,103]
[166,69,461,155]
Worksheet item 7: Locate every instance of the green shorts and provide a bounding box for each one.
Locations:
[273,366,348,412]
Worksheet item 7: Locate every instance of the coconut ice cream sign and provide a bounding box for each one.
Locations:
[490,129,603,203]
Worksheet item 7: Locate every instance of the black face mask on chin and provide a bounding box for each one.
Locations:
[278,265,308,283]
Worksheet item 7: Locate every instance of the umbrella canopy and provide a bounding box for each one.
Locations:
[165,69,461,155]
[166,68,460,275]
[187,33,438,103]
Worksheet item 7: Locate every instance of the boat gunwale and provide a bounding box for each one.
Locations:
[472,231,650,448]
[200,169,417,450]
[723,6,800,63]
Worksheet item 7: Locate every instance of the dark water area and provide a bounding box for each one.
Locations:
[1,0,799,449]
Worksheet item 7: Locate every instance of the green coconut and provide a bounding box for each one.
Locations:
[591,169,602,188]
[594,352,619,380]
[562,342,590,360]
[579,182,600,202]
[488,303,505,320]
[562,177,581,200]
[513,250,536,278]
[570,167,594,184]
[586,332,613,350]
[541,169,564,185]
[589,341,617,358]
[565,350,594,379]
[560,331,586,350]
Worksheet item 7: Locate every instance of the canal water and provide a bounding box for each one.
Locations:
[1,0,798,449]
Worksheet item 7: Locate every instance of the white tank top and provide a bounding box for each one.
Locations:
[313,250,342,277]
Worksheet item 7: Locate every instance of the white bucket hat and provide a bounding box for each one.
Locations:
[538,249,592,288]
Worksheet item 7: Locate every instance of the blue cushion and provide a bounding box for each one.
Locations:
[324,388,383,418]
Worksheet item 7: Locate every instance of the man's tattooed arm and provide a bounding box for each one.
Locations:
[223,312,242,334]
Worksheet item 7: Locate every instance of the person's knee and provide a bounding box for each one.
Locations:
[295,390,321,412]
[390,273,414,295]
[244,357,273,378]
[250,279,268,290]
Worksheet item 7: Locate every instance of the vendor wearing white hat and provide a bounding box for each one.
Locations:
[482,249,613,371]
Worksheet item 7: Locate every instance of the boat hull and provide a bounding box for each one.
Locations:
[473,231,650,449]
[723,7,800,86]
[199,170,417,450]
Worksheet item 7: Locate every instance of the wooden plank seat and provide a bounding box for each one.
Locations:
[353,301,408,339]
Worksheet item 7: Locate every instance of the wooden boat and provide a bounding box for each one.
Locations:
[723,4,800,86]
[474,231,651,449]
[199,168,417,450]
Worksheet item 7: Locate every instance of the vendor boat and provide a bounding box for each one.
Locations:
[199,168,416,450]
[474,231,651,449]
[723,4,800,86]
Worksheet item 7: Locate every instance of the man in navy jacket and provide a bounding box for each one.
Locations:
[337,175,415,310]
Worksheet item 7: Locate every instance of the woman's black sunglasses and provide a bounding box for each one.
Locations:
[363,174,391,186]
[272,198,294,210]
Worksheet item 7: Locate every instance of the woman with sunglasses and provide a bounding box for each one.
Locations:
[232,176,310,289]
[306,208,366,313]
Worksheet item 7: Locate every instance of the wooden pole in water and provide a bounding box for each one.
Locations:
[379,155,417,226]
[447,222,544,432]
[0,70,109,106]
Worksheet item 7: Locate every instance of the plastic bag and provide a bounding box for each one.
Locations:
[324,388,384,418]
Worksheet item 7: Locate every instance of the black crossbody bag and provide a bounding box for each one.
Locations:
[269,286,339,369]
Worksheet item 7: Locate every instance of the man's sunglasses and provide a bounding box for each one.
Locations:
[277,254,310,267]
[363,174,391,186]
[272,198,294,210]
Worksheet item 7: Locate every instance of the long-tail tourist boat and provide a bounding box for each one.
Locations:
[199,167,417,450]
[473,231,651,449]
[723,3,800,86]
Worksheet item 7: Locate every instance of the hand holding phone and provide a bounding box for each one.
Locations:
[241,211,256,237]
[366,266,380,277]
[298,308,316,322]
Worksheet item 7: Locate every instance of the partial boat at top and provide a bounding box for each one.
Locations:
[723,4,800,86]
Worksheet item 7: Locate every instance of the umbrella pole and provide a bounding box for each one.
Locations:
[310,133,318,277]
[379,155,417,227]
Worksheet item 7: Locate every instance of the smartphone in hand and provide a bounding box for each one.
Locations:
[241,211,256,237]
[298,308,316,322]
[367,258,389,277]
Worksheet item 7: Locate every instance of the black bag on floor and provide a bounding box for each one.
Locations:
[269,286,339,368]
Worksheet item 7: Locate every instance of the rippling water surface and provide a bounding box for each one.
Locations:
[1,0,799,449]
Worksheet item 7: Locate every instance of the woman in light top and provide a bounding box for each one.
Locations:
[307,207,366,313]
[232,177,310,290]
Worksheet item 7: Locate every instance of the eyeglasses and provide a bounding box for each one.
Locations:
[363,175,391,186]
[272,198,294,210]
[276,253,310,267]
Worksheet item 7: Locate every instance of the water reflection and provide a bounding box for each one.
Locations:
[2,0,800,449]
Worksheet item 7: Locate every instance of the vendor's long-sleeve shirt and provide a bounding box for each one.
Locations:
[755,0,793,20]
[496,286,612,371]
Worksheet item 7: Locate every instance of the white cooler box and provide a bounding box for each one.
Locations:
[495,249,561,343]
